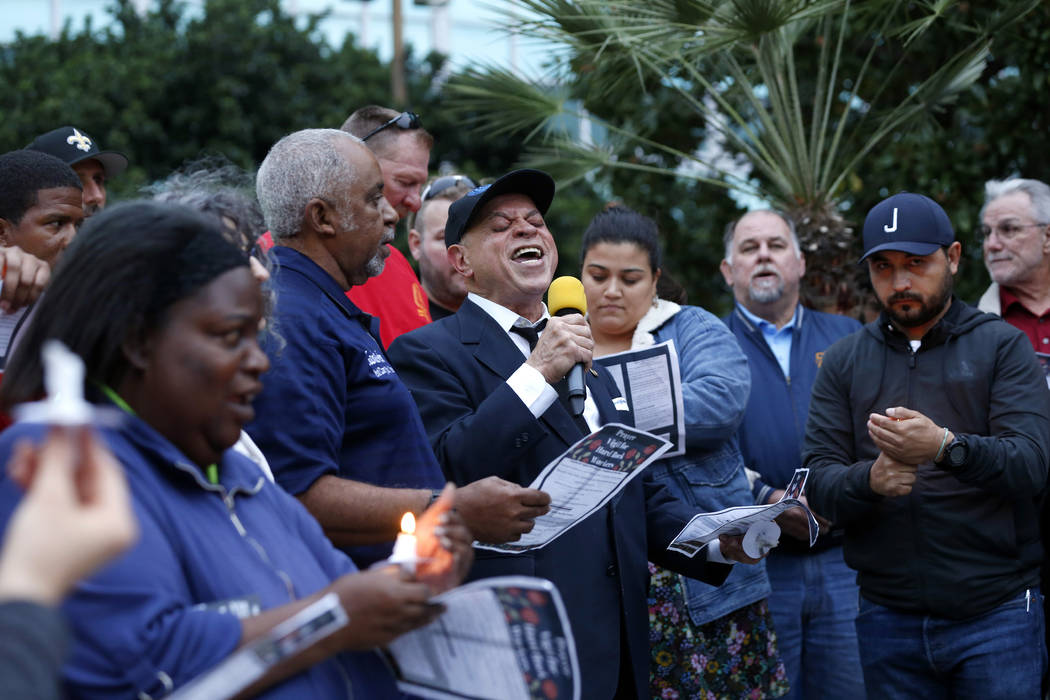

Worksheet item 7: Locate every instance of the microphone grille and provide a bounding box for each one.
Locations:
[548,276,587,315]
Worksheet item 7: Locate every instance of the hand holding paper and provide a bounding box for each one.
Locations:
[669,469,819,559]
[768,491,830,540]
[454,476,551,544]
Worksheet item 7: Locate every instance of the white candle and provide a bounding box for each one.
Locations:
[14,340,94,425]
[389,512,418,573]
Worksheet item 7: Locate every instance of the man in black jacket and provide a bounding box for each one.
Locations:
[804,192,1050,697]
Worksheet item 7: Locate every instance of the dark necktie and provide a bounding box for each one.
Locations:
[509,318,548,350]
[511,320,591,435]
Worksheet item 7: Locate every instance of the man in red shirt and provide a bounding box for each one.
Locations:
[340,107,433,347]
[977,178,1050,357]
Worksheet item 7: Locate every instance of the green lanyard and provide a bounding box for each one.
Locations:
[96,383,220,485]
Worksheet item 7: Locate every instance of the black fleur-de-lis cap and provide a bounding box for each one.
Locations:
[24,126,129,178]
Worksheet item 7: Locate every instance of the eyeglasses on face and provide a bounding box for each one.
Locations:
[421,175,477,202]
[361,111,422,142]
[978,221,1048,243]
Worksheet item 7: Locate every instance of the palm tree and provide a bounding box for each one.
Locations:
[447,0,1038,317]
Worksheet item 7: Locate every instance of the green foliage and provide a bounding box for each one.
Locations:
[0,0,477,198]
[854,3,1050,302]
[447,0,1045,313]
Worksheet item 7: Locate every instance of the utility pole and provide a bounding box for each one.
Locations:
[50,0,61,39]
[391,0,407,106]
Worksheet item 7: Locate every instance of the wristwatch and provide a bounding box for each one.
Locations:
[943,436,969,470]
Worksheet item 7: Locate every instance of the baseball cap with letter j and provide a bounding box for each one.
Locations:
[860,192,955,262]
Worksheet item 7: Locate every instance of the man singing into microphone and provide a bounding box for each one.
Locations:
[388,170,760,700]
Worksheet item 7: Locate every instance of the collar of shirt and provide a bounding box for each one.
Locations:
[736,303,799,339]
[468,292,551,358]
[1000,286,1050,319]
[736,303,798,378]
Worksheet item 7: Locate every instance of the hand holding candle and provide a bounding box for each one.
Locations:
[414,483,474,595]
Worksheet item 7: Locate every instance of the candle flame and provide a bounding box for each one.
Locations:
[400,512,416,534]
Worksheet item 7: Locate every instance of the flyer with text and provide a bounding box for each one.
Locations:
[668,468,818,557]
[476,424,671,553]
[594,340,685,456]
[385,576,579,700]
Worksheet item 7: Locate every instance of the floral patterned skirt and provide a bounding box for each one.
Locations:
[648,562,789,699]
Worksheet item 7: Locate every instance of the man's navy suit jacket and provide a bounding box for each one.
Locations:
[388,299,730,699]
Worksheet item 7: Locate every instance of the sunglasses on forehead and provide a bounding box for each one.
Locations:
[361,111,422,142]
[421,175,477,202]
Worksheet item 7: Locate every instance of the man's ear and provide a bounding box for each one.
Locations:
[719,258,733,287]
[304,198,338,238]
[946,241,962,274]
[448,244,471,278]
[407,228,423,261]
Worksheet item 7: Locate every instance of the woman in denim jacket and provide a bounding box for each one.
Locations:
[581,206,788,699]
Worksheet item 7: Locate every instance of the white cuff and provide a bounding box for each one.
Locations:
[706,539,729,564]
[507,363,558,418]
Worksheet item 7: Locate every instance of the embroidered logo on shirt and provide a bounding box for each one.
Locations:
[366,350,395,378]
[815,351,825,368]
[412,283,429,321]
[613,396,629,411]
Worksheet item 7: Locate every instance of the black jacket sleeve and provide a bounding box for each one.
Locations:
[952,330,1050,498]
[802,338,883,526]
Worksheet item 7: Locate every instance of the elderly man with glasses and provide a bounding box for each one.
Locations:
[407,174,476,320]
[976,178,1050,694]
[340,106,434,347]
[977,178,1050,354]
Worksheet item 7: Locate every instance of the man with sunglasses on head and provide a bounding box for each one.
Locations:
[341,106,434,347]
[408,175,475,320]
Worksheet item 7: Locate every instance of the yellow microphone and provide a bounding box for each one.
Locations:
[547,276,587,415]
[548,276,587,317]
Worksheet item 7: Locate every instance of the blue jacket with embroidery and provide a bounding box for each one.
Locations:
[246,246,445,566]
[723,305,861,506]
[0,416,400,699]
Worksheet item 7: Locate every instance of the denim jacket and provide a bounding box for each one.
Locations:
[634,300,770,625]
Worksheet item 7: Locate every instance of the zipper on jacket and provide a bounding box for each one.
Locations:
[222,490,298,601]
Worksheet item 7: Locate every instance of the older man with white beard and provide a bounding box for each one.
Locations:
[721,209,865,700]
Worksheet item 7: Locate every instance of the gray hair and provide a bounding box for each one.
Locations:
[146,158,265,253]
[723,209,801,263]
[256,128,360,239]
[147,158,282,348]
[982,178,1050,224]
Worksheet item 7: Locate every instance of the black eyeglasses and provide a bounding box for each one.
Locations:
[421,175,477,202]
[361,111,422,141]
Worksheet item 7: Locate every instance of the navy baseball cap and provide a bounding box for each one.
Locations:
[860,192,954,262]
[26,126,128,178]
[444,169,555,247]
